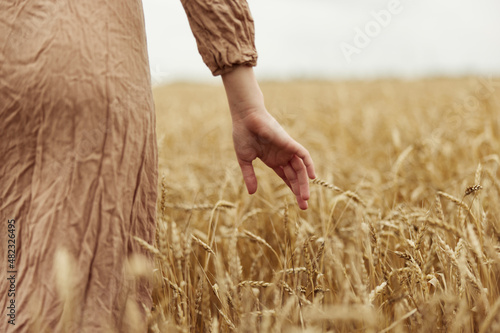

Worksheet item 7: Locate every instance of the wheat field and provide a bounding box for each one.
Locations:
[145,77,500,332]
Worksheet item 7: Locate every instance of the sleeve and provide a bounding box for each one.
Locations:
[180,0,258,76]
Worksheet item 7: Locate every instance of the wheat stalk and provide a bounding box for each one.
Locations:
[191,235,216,256]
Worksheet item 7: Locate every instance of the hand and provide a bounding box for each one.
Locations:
[221,66,316,209]
[232,110,315,209]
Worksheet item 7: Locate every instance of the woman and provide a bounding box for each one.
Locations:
[0,0,315,331]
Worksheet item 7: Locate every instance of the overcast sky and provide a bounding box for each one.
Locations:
[143,0,500,84]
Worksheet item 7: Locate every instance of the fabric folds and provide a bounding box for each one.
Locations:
[181,0,258,76]
[0,1,157,332]
[0,0,258,332]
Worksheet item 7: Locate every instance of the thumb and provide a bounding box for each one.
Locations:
[238,160,258,194]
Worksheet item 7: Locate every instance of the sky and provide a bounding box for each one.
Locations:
[143,0,500,84]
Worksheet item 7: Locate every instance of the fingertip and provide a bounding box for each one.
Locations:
[247,182,257,195]
[239,161,258,195]
[300,183,310,201]
[296,194,308,210]
[244,174,258,194]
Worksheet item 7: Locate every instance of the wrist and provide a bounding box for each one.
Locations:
[221,65,266,121]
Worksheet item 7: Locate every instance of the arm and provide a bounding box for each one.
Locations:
[180,0,257,76]
[181,0,316,209]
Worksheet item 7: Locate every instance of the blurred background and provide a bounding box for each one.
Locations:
[139,4,500,332]
[143,0,500,85]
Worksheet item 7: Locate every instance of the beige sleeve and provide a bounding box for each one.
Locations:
[180,0,258,76]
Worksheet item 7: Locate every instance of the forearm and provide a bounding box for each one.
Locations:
[221,65,266,120]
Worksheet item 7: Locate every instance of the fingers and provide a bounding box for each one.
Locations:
[274,166,307,209]
[238,160,258,194]
[290,155,310,201]
[284,156,310,201]
[296,197,308,210]
[283,160,309,210]
[273,166,292,190]
[294,145,316,180]
[238,144,315,211]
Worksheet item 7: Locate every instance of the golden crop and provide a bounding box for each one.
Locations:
[146,77,500,332]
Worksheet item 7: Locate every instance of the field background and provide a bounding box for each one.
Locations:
[146,78,500,332]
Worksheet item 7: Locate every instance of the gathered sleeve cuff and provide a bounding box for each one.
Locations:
[180,0,258,76]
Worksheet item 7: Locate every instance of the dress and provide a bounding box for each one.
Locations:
[0,0,256,332]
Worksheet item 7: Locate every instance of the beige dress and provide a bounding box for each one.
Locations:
[0,0,256,332]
